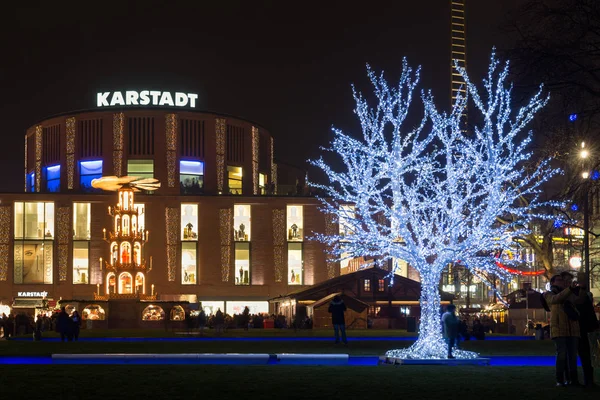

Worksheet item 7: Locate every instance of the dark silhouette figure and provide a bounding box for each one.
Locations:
[563,272,599,387]
[214,308,225,335]
[459,319,470,341]
[472,319,485,340]
[57,307,72,342]
[328,295,347,344]
[71,311,81,341]
[197,309,207,335]
[34,316,43,341]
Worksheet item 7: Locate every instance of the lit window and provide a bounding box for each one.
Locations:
[135,272,145,294]
[14,202,54,240]
[228,166,243,195]
[225,301,268,315]
[259,173,268,195]
[119,272,133,294]
[142,305,165,321]
[181,204,198,240]
[170,305,185,321]
[127,159,154,179]
[80,160,103,193]
[182,242,197,285]
[73,242,89,284]
[286,205,303,241]
[235,242,250,285]
[73,203,91,240]
[378,279,386,292]
[13,241,53,284]
[288,243,303,285]
[27,172,35,192]
[364,279,371,292]
[82,304,106,320]
[180,160,204,194]
[45,165,60,192]
[134,203,145,232]
[234,205,251,241]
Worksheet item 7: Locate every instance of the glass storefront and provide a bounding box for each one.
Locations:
[226,301,268,315]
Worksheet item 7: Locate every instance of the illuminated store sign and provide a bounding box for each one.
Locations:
[97,91,198,108]
[17,291,48,298]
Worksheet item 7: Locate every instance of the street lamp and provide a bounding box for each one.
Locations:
[580,141,591,290]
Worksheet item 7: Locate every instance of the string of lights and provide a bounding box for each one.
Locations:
[311,52,561,359]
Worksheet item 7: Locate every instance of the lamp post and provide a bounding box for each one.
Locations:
[580,141,591,291]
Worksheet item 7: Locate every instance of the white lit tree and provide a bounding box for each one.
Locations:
[311,53,560,359]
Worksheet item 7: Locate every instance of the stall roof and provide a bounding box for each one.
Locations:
[270,266,454,303]
[309,293,369,313]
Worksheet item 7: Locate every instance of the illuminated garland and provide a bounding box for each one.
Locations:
[311,52,560,359]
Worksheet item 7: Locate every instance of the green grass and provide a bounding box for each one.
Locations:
[1,366,598,400]
[0,338,556,357]
[12,328,423,338]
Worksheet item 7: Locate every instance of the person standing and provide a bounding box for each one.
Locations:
[328,295,347,345]
[214,308,225,335]
[543,274,586,387]
[57,307,72,342]
[71,311,82,341]
[562,272,599,387]
[197,309,207,335]
[442,304,459,358]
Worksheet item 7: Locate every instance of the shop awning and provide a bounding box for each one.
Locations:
[12,298,49,308]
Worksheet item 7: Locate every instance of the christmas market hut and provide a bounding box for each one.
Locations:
[309,293,369,329]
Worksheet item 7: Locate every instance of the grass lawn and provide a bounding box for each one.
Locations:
[0,338,555,357]
[9,328,425,338]
[1,365,598,400]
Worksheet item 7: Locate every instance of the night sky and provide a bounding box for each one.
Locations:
[1,0,524,192]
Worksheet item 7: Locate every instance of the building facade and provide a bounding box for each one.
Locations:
[1,107,338,319]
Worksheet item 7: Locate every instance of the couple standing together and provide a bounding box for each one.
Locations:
[543,272,599,387]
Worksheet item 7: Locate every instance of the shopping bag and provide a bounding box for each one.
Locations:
[589,331,600,368]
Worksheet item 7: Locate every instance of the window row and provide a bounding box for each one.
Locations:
[182,204,304,242]
[11,240,305,286]
[27,159,269,195]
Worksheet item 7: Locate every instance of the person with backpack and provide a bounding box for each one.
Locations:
[543,274,587,387]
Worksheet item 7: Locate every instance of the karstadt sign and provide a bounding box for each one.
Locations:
[97,90,198,108]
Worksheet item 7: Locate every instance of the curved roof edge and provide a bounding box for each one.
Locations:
[27,107,271,133]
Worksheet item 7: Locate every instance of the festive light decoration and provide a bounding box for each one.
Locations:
[311,53,560,359]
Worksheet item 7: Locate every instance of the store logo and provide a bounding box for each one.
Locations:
[17,291,48,297]
[97,91,198,108]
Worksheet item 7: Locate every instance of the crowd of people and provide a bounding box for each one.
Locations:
[0,307,82,341]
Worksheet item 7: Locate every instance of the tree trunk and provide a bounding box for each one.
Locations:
[385,267,478,359]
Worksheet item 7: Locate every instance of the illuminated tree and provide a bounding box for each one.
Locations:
[312,53,560,359]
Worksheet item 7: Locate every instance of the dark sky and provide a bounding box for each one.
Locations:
[1,0,524,192]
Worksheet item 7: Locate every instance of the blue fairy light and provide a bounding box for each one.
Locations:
[569,113,578,122]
